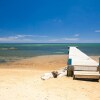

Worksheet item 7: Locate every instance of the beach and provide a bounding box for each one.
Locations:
[0,55,100,100]
[1,0,100,99]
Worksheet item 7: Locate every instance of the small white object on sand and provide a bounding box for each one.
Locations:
[41,67,67,80]
[41,72,53,80]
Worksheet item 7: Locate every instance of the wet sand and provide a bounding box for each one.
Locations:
[0,55,100,100]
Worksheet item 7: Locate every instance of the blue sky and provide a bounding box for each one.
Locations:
[0,0,100,43]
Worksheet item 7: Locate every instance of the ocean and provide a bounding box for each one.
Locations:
[0,43,100,63]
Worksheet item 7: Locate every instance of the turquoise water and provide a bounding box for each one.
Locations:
[0,43,100,63]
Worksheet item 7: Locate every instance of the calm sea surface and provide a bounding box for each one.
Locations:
[0,43,100,63]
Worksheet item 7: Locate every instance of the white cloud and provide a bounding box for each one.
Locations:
[0,36,79,43]
[49,39,59,42]
[0,35,100,43]
[95,30,100,32]
[0,35,32,40]
[63,38,79,41]
[0,37,36,43]
[74,34,79,37]
[49,37,79,43]
[17,35,33,38]
[78,39,100,43]
[0,34,48,43]
[7,34,47,38]
[0,35,47,43]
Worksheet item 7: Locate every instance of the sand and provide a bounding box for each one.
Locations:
[0,55,100,100]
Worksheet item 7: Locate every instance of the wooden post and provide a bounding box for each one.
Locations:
[67,65,74,77]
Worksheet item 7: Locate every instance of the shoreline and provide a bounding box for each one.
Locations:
[0,55,67,70]
[0,54,99,70]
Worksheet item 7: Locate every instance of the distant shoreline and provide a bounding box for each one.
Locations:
[0,55,99,70]
[0,54,100,64]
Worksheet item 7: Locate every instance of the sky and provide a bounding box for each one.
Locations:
[0,0,100,43]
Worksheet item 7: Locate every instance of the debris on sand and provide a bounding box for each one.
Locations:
[41,66,67,80]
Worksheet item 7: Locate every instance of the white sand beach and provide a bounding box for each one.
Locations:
[0,55,100,100]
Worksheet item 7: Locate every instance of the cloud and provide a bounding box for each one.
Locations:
[2,35,33,40]
[17,35,48,38]
[49,39,59,42]
[49,37,79,42]
[0,37,36,43]
[74,34,79,37]
[1,35,100,43]
[95,30,100,32]
[17,35,33,38]
[78,39,100,43]
[0,34,48,43]
[63,38,79,41]
[0,36,18,41]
